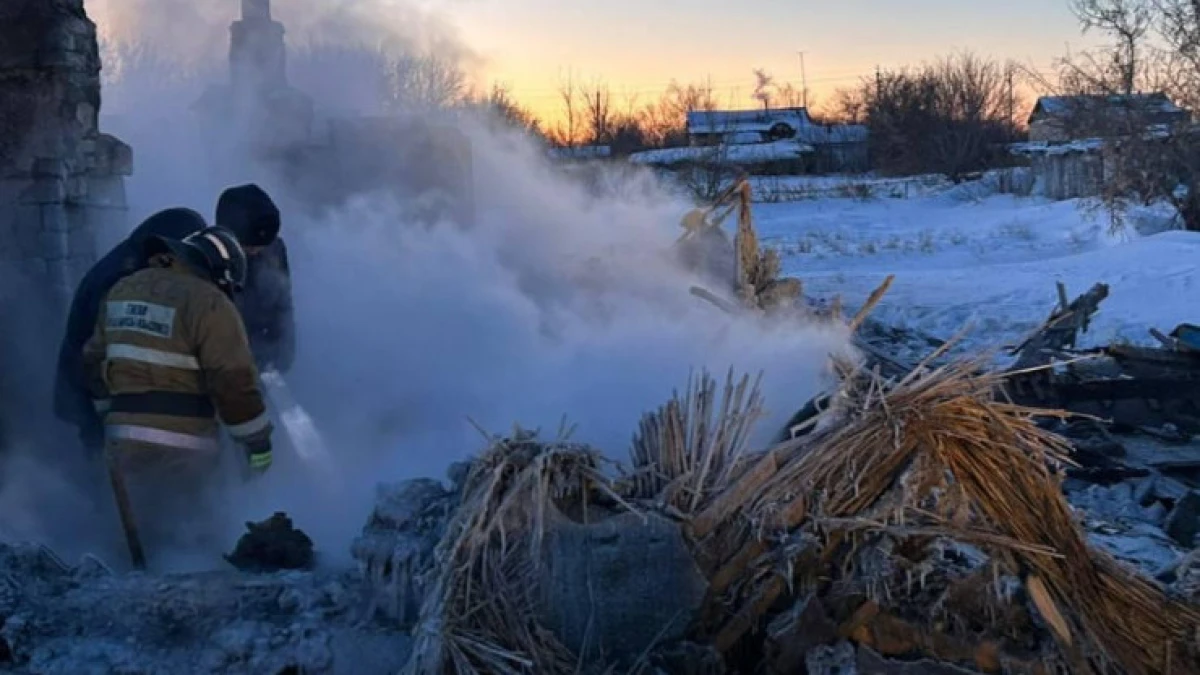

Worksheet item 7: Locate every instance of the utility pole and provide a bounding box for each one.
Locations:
[797,51,809,109]
[1006,63,1015,139]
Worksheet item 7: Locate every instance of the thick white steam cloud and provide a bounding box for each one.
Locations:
[2,0,852,569]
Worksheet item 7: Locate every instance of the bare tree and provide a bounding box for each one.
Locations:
[775,81,807,109]
[383,51,468,112]
[846,51,1019,180]
[637,79,719,148]
[1071,0,1153,94]
[823,88,867,123]
[1153,0,1200,109]
[579,79,615,144]
[467,82,542,136]
[547,72,583,147]
[752,69,775,110]
[1053,0,1200,231]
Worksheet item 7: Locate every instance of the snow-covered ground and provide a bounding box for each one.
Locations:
[748,173,951,201]
[750,184,1195,355]
[629,139,815,166]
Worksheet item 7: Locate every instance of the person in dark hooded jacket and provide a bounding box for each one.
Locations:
[215,184,295,375]
[54,208,208,453]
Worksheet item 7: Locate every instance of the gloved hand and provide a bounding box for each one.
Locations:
[242,433,273,475]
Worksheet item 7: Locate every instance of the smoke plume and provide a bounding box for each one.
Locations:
[2,0,852,568]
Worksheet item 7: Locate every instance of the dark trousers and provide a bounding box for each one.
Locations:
[104,439,226,559]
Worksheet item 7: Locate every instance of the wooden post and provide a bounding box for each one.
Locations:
[106,454,146,570]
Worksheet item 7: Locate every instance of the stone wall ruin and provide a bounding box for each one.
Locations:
[0,0,131,312]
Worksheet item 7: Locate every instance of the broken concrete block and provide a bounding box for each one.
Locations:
[1134,477,1157,506]
[764,593,839,673]
[805,641,857,675]
[1164,491,1200,549]
[646,641,726,675]
[538,510,707,666]
[1153,476,1191,503]
[857,645,985,674]
[351,479,452,624]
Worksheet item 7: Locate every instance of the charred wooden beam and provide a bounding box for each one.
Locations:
[1011,282,1109,371]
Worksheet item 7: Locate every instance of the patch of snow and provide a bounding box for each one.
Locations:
[1086,522,1185,576]
[629,140,815,167]
[1009,138,1104,156]
[748,173,950,202]
[749,188,1191,356]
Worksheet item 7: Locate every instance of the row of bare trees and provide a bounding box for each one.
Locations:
[825,53,1023,181]
[541,76,724,153]
[270,9,1197,229]
[526,54,1025,184]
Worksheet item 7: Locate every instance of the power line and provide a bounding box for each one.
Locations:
[505,71,874,96]
[501,65,1063,99]
[505,67,1063,106]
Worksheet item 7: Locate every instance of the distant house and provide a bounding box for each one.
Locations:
[685,107,869,173]
[629,139,815,168]
[1027,93,1189,143]
[1013,93,1192,201]
[1009,138,1107,200]
[546,144,612,163]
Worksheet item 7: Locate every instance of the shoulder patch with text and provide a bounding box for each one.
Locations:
[105,301,177,339]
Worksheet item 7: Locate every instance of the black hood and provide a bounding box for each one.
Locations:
[216,184,280,247]
[127,208,207,253]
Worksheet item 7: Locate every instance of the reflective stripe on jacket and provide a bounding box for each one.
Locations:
[82,262,272,452]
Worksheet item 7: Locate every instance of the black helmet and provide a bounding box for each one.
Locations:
[216,183,281,247]
[149,226,248,296]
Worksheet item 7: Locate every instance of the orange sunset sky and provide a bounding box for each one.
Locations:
[447,0,1100,121]
[86,0,1104,123]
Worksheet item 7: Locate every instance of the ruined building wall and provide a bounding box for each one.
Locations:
[0,0,131,312]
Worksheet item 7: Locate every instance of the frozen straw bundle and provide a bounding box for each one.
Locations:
[401,428,623,675]
[627,369,767,515]
[689,359,1200,674]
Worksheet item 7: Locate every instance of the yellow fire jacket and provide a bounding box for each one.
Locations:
[82,260,273,453]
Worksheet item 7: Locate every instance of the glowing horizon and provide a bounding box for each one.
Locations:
[448,0,1098,124]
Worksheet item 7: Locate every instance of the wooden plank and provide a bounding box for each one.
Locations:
[1054,377,1200,402]
[709,541,768,595]
[848,275,895,333]
[1150,328,1177,349]
[713,575,786,652]
[853,337,915,379]
[689,449,778,539]
[1107,344,1200,366]
[837,600,881,639]
[1012,282,1109,371]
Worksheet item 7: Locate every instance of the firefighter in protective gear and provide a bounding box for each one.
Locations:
[82,226,274,547]
[55,208,207,454]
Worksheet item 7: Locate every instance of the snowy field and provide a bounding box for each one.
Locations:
[748,181,1197,356]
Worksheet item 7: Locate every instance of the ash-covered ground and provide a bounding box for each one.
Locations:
[2,391,1197,675]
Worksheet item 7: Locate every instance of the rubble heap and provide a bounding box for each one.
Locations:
[686,361,1199,674]
[1,361,1197,673]
[365,366,1200,673]
[0,542,411,674]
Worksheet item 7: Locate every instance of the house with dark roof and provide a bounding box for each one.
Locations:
[1027,93,1189,142]
[1011,93,1191,201]
[684,107,868,173]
